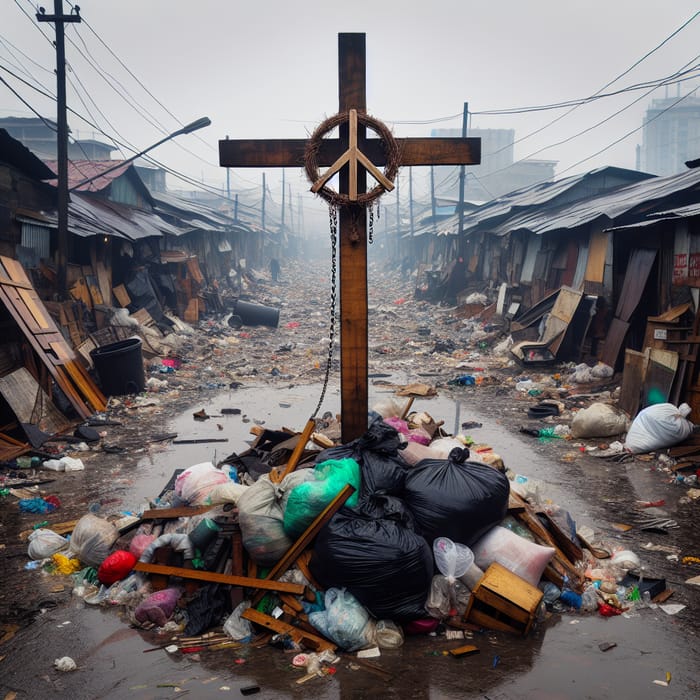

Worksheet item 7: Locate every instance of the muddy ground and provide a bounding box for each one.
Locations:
[1,257,700,699]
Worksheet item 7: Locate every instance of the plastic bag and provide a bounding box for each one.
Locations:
[310,501,434,622]
[470,525,555,587]
[27,528,69,560]
[283,458,360,539]
[315,418,408,499]
[67,514,119,568]
[403,448,510,546]
[237,470,312,566]
[174,461,231,505]
[223,601,253,641]
[134,587,181,627]
[308,588,374,651]
[375,619,404,648]
[98,550,137,585]
[433,537,474,581]
[624,402,694,454]
[425,575,471,619]
[570,402,629,438]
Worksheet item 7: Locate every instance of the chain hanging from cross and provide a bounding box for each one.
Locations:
[218,33,480,442]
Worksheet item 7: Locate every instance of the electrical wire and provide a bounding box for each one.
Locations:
[556,84,700,178]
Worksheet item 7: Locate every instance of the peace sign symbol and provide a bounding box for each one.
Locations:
[304,109,400,207]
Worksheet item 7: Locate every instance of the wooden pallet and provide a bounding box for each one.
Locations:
[0,256,106,417]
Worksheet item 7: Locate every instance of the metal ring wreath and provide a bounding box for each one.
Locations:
[303,110,401,207]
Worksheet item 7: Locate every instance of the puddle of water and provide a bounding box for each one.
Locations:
[132,381,586,516]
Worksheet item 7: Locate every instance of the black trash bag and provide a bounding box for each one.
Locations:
[316,417,408,498]
[403,447,510,547]
[183,583,231,636]
[309,501,433,622]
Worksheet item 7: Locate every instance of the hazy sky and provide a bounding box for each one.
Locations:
[2,0,699,232]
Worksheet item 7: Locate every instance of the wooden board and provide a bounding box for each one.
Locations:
[0,367,71,435]
[0,256,105,417]
[618,349,646,417]
[112,284,131,308]
[133,562,305,595]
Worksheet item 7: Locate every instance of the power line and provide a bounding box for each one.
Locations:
[556,85,700,178]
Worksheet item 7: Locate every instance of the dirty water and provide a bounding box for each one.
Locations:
[2,381,700,699]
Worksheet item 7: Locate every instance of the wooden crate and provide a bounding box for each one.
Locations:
[463,562,543,636]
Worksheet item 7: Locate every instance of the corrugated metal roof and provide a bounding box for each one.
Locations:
[151,190,234,232]
[482,167,700,237]
[43,159,131,192]
[0,129,55,179]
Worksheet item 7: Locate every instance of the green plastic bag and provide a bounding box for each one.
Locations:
[283,458,360,539]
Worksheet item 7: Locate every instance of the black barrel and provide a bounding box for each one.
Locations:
[233,300,280,328]
[90,337,146,395]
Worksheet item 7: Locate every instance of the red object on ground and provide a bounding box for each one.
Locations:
[597,601,624,617]
[638,499,666,508]
[44,495,61,509]
[98,550,137,584]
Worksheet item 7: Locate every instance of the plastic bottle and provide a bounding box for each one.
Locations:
[580,587,598,612]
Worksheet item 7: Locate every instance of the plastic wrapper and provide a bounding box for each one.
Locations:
[51,553,82,575]
[375,619,404,648]
[67,514,120,568]
[223,601,253,641]
[403,447,510,546]
[425,575,471,619]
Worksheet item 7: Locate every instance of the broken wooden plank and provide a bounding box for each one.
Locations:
[242,608,336,652]
[133,562,306,595]
[141,505,214,520]
[270,418,316,483]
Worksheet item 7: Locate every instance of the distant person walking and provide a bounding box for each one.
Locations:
[270,257,281,282]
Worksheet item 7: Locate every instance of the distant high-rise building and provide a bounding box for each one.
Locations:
[639,96,700,176]
[431,127,556,201]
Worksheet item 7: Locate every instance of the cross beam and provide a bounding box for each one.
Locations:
[219,33,480,442]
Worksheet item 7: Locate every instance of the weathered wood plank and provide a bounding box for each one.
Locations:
[133,562,306,594]
[219,136,481,168]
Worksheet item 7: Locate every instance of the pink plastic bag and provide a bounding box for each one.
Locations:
[134,587,181,626]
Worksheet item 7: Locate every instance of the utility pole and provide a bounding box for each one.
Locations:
[261,173,266,230]
[457,101,468,257]
[280,168,286,234]
[37,1,81,299]
[395,173,400,241]
[225,135,231,199]
[409,166,415,238]
[430,165,437,224]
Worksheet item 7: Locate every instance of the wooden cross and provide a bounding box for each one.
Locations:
[219,33,480,442]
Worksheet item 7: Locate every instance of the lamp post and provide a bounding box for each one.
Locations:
[69,117,212,192]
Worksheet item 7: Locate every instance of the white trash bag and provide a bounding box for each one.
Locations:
[624,403,694,454]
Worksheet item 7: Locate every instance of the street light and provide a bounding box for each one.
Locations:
[69,116,212,191]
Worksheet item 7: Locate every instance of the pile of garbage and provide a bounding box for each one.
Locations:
[18,398,668,665]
